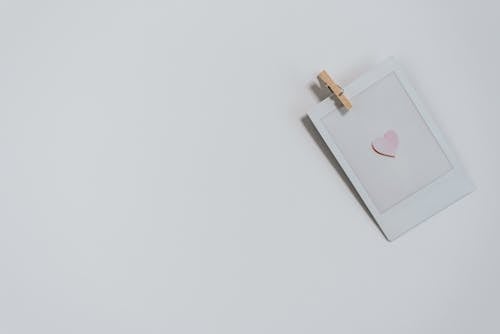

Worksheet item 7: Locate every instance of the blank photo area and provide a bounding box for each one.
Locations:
[321,73,452,213]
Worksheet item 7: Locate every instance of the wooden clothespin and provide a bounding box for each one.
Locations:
[318,70,352,110]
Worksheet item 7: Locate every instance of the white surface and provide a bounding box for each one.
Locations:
[0,1,499,333]
[309,60,474,240]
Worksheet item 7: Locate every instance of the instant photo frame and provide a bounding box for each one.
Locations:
[308,58,474,240]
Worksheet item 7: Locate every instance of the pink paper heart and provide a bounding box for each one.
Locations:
[371,130,399,158]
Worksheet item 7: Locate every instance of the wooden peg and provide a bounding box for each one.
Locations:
[318,70,352,110]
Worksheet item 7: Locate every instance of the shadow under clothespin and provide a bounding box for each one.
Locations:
[318,70,352,112]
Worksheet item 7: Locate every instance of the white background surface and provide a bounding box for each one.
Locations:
[0,1,499,333]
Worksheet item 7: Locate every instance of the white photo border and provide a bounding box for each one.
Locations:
[308,58,474,241]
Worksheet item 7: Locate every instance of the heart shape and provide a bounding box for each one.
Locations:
[371,130,399,157]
